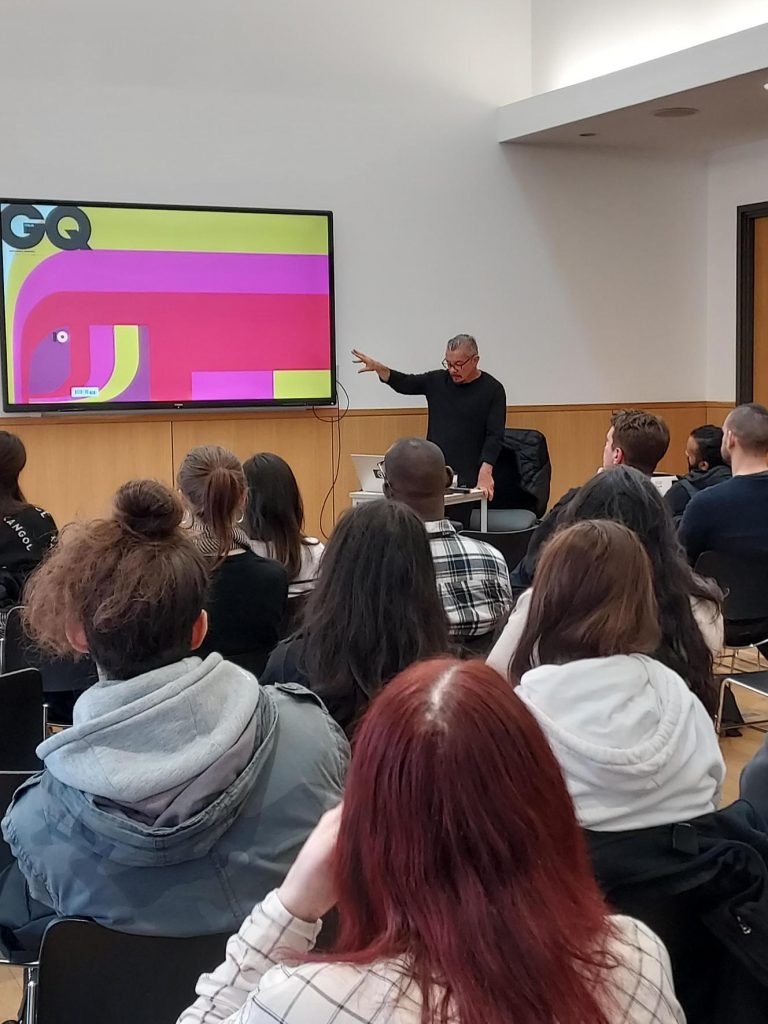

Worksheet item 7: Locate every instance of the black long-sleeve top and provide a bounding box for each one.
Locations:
[386,369,507,486]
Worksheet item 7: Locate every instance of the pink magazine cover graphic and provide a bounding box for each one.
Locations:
[13,249,331,403]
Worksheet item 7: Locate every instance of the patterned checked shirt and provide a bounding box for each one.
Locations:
[178,890,685,1024]
[425,519,512,638]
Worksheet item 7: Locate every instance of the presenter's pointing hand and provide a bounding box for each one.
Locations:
[352,349,390,382]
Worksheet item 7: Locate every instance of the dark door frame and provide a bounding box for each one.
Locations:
[736,201,768,403]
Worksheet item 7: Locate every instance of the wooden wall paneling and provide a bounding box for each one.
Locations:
[12,419,174,526]
[170,413,334,538]
[704,403,734,426]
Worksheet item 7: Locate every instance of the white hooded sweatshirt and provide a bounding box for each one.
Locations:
[517,653,725,831]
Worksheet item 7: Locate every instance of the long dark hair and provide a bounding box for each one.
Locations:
[177,445,246,559]
[560,466,721,714]
[510,521,661,682]
[242,452,309,579]
[0,432,28,516]
[24,480,209,679]
[300,500,449,734]
[327,659,615,1024]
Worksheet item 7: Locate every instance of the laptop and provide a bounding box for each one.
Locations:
[352,454,386,493]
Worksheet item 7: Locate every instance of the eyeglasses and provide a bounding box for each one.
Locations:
[442,355,476,371]
[375,460,387,482]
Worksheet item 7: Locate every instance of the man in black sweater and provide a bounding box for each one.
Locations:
[680,404,768,564]
[352,334,506,499]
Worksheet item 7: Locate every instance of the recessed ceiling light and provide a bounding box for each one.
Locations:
[579,132,597,137]
[652,106,699,118]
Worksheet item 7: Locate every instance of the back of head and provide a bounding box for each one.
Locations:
[510,520,660,681]
[559,466,720,713]
[334,658,612,1024]
[242,452,304,578]
[24,480,209,679]
[383,437,448,516]
[0,431,28,514]
[302,501,449,724]
[690,425,725,468]
[611,409,670,474]
[177,445,246,558]
[725,403,768,456]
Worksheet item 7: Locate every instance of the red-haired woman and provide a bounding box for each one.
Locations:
[179,659,682,1024]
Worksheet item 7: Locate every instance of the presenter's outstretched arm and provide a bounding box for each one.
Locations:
[351,349,391,382]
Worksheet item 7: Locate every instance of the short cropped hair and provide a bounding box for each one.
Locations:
[726,403,768,456]
[690,425,725,467]
[611,409,670,475]
[447,334,478,356]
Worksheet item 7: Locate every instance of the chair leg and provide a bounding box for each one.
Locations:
[22,965,37,1024]
[716,677,731,735]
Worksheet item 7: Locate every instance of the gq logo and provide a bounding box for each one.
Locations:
[1,204,92,251]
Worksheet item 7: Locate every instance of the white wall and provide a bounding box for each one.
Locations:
[531,0,768,93]
[706,139,768,401]
[1,0,709,409]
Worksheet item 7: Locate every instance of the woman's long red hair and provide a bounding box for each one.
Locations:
[331,658,615,1024]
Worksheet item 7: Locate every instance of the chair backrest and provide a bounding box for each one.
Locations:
[0,668,44,771]
[468,508,536,532]
[695,551,768,623]
[36,918,229,1024]
[3,604,98,696]
[461,527,536,573]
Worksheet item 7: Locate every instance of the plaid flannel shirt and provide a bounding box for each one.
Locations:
[178,890,685,1024]
[425,519,512,638]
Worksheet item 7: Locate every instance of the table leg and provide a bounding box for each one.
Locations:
[480,496,488,532]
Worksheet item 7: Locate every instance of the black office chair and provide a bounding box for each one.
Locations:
[2,606,96,725]
[695,551,768,731]
[0,771,35,873]
[461,527,536,574]
[467,508,536,532]
[7,919,228,1024]
[0,669,44,772]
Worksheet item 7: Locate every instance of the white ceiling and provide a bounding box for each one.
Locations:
[497,23,768,153]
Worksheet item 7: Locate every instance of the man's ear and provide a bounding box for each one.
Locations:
[190,610,208,651]
[444,465,454,490]
[65,621,90,654]
[613,447,625,467]
[700,460,710,472]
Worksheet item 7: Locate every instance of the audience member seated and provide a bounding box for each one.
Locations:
[681,403,768,564]
[243,452,324,597]
[488,467,723,716]
[261,500,450,737]
[0,431,57,610]
[0,480,347,953]
[382,438,512,644]
[180,657,683,1024]
[506,520,724,831]
[664,424,730,525]
[513,409,670,589]
[178,445,288,676]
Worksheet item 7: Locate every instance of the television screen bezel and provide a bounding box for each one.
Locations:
[0,197,337,413]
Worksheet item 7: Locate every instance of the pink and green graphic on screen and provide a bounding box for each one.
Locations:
[1,205,333,406]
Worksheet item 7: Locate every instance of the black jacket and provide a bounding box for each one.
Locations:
[585,800,768,1024]
[666,465,731,524]
[491,428,551,518]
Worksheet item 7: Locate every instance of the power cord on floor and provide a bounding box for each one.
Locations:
[312,379,350,539]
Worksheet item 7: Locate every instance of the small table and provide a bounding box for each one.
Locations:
[350,487,488,531]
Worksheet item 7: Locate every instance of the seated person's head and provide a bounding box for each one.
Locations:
[602,409,669,475]
[686,425,725,471]
[722,403,768,466]
[177,445,247,558]
[510,520,660,681]
[556,466,720,713]
[335,656,616,1022]
[382,437,452,521]
[242,452,306,576]
[24,480,209,680]
[301,500,449,733]
[0,430,28,511]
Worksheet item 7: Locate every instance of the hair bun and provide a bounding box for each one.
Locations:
[113,480,183,540]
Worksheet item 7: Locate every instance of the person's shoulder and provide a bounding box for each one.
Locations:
[241,548,289,583]
[455,531,507,567]
[604,915,681,1018]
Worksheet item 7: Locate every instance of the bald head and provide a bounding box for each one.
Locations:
[384,438,452,521]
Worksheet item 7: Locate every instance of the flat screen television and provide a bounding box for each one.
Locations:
[0,199,336,412]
